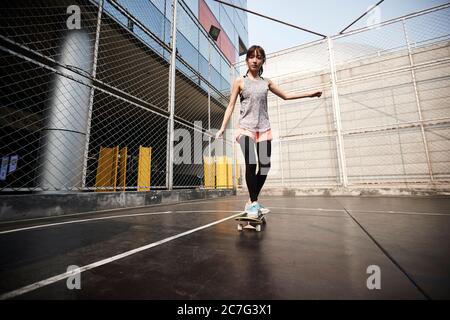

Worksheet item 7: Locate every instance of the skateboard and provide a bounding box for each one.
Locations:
[235,213,266,232]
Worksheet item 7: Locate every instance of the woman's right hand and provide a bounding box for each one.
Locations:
[215,129,224,139]
[311,91,322,98]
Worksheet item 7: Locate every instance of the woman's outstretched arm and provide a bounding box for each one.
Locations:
[268,79,322,100]
[216,78,241,139]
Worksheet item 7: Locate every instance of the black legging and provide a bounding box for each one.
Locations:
[239,135,271,202]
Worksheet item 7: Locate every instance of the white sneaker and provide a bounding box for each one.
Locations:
[245,203,261,218]
[257,203,270,214]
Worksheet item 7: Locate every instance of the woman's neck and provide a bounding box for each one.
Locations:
[247,70,260,80]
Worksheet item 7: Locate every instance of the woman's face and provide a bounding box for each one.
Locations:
[246,50,264,72]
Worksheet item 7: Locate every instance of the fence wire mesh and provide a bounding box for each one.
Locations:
[1,1,449,193]
[234,3,450,189]
[1,0,235,192]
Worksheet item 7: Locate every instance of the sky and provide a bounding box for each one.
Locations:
[245,0,449,55]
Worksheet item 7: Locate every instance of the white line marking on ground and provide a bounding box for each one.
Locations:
[350,209,450,216]
[0,211,171,235]
[269,206,346,212]
[0,210,243,235]
[0,197,236,225]
[0,213,241,300]
[266,206,449,216]
[173,210,242,214]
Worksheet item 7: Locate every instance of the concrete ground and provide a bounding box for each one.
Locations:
[0,195,449,300]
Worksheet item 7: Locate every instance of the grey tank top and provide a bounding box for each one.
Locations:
[238,75,271,132]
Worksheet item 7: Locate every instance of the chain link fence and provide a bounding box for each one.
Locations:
[1,0,236,193]
[234,3,450,189]
[2,1,449,194]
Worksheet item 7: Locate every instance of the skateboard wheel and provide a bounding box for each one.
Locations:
[237,224,243,231]
[256,225,261,232]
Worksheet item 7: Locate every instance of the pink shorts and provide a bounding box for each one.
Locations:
[235,128,273,143]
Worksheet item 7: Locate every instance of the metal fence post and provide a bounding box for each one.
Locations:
[327,36,348,187]
[82,0,104,190]
[166,0,178,191]
[402,18,434,182]
[276,93,285,188]
[230,65,237,191]
[207,38,212,187]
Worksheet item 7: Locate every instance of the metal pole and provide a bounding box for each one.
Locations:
[402,19,434,182]
[208,40,211,165]
[213,0,326,38]
[276,92,284,188]
[334,3,450,39]
[230,65,237,191]
[82,0,104,190]
[327,37,348,187]
[163,0,167,60]
[339,0,385,34]
[166,0,178,190]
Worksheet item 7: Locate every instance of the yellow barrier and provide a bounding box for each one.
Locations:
[227,157,233,188]
[235,158,240,188]
[137,146,151,191]
[203,156,215,189]
[204,156,235,189]
[215,156,226,189]
[118,147,127,191]
[95,146,119,192]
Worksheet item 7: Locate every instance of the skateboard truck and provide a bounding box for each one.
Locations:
[235,213,266,232]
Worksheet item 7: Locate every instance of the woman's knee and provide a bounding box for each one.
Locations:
[259,162,271,175]
[240,137,257,165]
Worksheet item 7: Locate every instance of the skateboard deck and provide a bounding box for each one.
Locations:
[235,213,266,232]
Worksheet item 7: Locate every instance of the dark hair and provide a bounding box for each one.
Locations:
[245,45,266,77]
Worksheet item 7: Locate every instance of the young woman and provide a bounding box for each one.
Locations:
[216,45,322,218]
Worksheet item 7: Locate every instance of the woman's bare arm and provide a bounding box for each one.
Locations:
[268,79,322,100]
[216,78,241,138]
